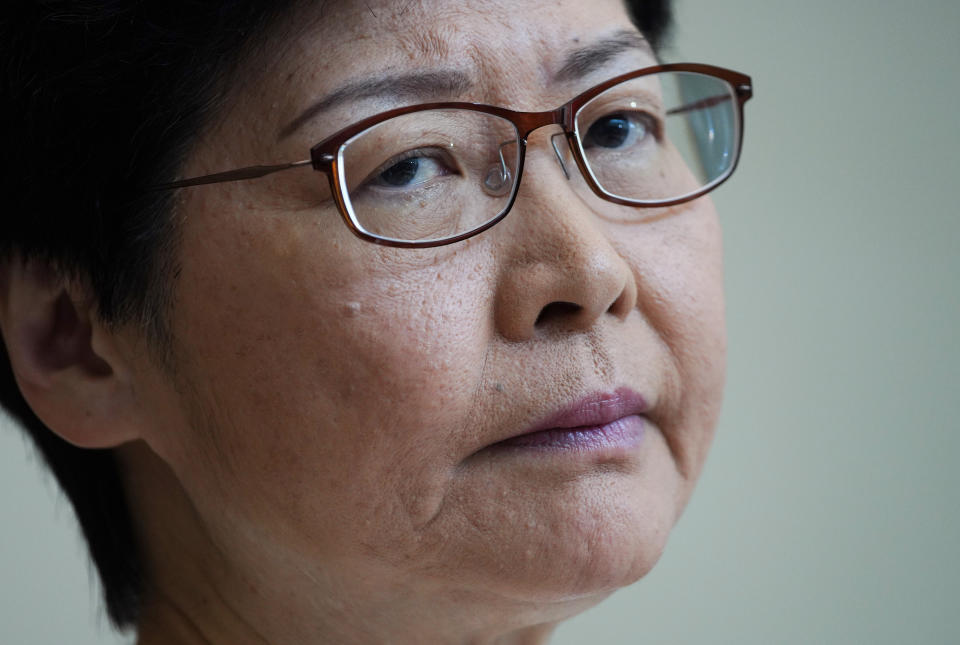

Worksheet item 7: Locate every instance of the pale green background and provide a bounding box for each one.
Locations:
[2,1,958,643]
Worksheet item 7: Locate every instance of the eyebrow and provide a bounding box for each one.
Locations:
[554,29,652,82]
[277,70,472,139]
[278,29,652,140]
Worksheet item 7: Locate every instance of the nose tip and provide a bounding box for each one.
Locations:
[495,244,639,341]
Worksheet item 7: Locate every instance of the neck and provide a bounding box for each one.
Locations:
[136,597,557,645]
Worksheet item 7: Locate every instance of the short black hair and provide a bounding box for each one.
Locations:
[0,0,672,629]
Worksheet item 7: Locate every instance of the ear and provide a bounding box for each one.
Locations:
[0,257,142,448]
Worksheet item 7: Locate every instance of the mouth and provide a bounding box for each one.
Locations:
[484,388,648,454]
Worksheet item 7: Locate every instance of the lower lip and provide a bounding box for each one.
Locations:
[492,415,645,453]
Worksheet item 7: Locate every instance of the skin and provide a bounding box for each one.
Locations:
[0,0,726,643]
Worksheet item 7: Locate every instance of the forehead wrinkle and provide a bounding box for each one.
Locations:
[275,2,650,140]
[385,2,538,97]
[393,17,505,102]
[399,23,453,61]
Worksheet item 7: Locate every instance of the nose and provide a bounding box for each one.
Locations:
[494,135,639,341]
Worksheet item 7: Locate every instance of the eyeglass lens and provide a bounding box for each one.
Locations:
[337,71,739,244]
[339,110,521,243]
[575,71,738,203]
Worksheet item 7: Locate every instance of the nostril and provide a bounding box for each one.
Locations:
[534,301,582,327]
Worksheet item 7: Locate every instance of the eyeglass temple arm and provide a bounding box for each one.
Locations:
[152,92,743,191]
[151,158,313,190]
[666,93,736,116]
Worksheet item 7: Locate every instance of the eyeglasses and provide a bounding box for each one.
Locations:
[158,63,752,248]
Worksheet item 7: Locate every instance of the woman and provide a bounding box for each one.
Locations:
[0,0,750,642]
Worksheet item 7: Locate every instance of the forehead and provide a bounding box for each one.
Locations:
[195,0,652,176]
[282,0,638,69]
[263,0,646,119]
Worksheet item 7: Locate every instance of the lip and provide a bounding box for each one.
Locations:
[485,387,649,453]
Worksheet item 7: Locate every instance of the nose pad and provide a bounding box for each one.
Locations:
[483,164,512,196]
[550,132,571,181]
[482,140,517,196]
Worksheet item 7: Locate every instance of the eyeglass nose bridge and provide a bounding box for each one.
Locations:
[481,125,573,196]
[502,105,585,191]
[504,104,630,209]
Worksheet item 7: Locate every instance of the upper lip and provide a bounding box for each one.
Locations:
[489,387,649,447]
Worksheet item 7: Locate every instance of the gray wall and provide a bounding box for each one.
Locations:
[2,1,958,643]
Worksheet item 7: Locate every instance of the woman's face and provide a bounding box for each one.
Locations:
[124,0,725,638]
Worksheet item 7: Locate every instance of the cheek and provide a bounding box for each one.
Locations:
[163,204,498,546]
[615,199,726,480]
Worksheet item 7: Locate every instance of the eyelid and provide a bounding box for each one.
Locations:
[580,96,665,142]
[581,90,664,118]
[629,111,662,141]
[357,146,458,191]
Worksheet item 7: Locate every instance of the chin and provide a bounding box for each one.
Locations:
[428,511,673,639]
[437,479,679,609]
[537,497,674,601]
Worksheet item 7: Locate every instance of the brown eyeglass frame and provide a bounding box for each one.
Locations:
[156,63,753,248]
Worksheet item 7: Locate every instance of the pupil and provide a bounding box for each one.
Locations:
[380,158,419,186]
[588,116,630,148]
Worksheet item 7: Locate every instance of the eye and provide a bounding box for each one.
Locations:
[368,150,453,189]
[583,113,653,150]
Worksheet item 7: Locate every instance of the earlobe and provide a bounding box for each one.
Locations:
[0,257,142,448]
